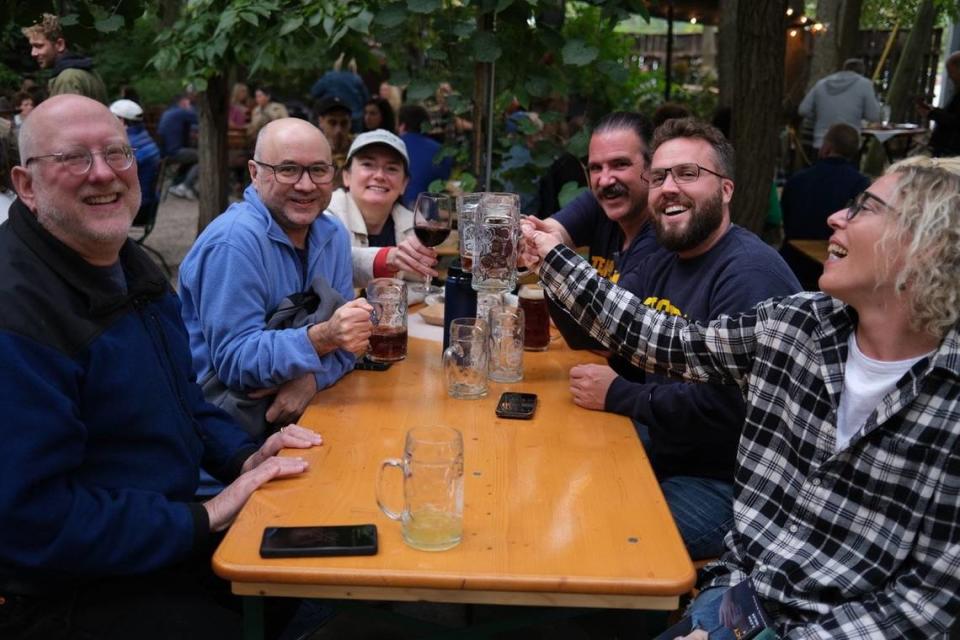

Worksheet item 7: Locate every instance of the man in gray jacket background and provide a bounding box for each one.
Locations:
[799,58,882,152]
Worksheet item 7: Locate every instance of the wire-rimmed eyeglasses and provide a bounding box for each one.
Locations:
[24,145,136,175]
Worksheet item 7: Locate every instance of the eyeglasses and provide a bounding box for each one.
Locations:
[645,163,729,189]
[24,145,136,175]
[845,191,892,221]
[253,160,337,185]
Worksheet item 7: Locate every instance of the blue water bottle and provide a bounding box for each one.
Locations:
[442,260,477,351]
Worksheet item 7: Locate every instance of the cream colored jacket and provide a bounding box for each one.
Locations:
[326,189,415,287]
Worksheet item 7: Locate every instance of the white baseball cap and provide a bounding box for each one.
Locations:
[109,99,143,122]
[346,129,409,169]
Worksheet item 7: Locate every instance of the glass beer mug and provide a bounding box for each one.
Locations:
[472,192,521,293]
[376,426,464,551]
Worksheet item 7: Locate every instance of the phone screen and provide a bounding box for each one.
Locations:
[496,392,538,419]
[260,524,378,558]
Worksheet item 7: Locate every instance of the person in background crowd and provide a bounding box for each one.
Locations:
[246,85,288,142]
[109,98,161,216]
[21,13,107,104]
[157,93,200,201]
[309,55,370,131]
[524,155,960,639]
[315,95,354,177]
[229,82,251,129]
[326,129,436,288]
[799,58,882,153]
[397,104,452,208]
[0,94,318,639]
[917,50,960,157]
[363,96,396,133]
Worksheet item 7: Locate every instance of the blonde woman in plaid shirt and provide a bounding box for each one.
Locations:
[523,155,960,639]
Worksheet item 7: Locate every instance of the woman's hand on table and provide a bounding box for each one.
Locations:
[206,425,323,531]
[389,236,438,278]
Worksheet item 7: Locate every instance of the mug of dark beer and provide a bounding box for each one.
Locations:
[367,278,408,362]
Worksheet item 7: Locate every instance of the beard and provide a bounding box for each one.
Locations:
[654,188,724,252]
[34,190,138,251]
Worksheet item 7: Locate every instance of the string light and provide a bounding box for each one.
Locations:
[786,7,794,16]
[789,29,799,37]
[690,17,697,24]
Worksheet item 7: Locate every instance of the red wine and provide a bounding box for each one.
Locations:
[369,327,408,362]
[415,226,451,247]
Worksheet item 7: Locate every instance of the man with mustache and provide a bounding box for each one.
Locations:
[527,118,800,559]
[536,111,659,350]
[179,118,372,438]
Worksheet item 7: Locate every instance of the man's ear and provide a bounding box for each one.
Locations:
[10,166,37,211]
[247,159,259,184]
[54,37,66,54]
[721,177,734,205]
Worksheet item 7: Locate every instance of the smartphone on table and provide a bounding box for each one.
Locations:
[259,524,378,558]
[496,392,538,419]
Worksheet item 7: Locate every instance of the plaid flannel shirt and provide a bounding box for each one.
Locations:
[540,244,960,639]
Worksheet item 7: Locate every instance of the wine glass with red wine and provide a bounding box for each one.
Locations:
[412,192,453,295]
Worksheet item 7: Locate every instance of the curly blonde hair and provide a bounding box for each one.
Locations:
[21,13,62,42]
[880,156,960,337]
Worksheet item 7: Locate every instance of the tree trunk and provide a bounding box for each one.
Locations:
[196,74,229,235]
[807,0,844,91]
[731,0,787,235]
[717,0,738,108]
[862,0,935,175]
[837,0,863,64]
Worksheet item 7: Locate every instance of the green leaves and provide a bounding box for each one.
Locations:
[375,4,407,27]
[408,0,443,13]
[470,31,501,62]
[279,16,303,36]
[558,182,588,208]
[561,39,599,66]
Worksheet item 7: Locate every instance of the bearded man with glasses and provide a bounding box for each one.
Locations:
[179,118,372,442]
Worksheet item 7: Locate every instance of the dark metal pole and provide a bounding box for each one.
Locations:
[484,13,497,191]
[665,2,674,101]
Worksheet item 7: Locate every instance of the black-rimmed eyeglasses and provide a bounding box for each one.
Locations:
[253,159,337,185]
[25,145,136,175]
[645,163,730,189]
[845,191,892,221]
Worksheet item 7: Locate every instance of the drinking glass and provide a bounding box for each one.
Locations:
[456,192,484,273]
[487,306,524,383]
[472,192,521,293]
[376,426,464,551]
[412,192,453,295]
[442,317,489,399]
[367,277,407,362]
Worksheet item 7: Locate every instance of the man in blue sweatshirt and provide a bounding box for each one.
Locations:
[0,94,321,638]
[179,118,373,432]
[527,118,801,559]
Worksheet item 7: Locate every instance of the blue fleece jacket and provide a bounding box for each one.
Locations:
[178,185,356,391]
[0,201,255,591]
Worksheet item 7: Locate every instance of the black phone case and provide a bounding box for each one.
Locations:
[259,525,379,558]
[496,393,537,419]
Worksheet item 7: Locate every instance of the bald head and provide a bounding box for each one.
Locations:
[948,51,960,84]
[254,118,332,164]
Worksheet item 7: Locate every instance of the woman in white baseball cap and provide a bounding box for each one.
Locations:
[327,129,438,291]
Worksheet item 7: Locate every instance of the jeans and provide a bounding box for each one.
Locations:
[687,586,736,640]
[634,422,735,560]
[661,475,734,560]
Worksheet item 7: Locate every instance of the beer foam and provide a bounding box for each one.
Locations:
[519,285,544,300]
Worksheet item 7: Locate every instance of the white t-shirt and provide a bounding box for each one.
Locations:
[836,333,930,451]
